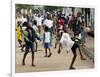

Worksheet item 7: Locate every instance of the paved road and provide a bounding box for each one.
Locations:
[15,29,94,73]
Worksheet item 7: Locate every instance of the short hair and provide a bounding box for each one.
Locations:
[33,20,37,25]
[45,26,49,32]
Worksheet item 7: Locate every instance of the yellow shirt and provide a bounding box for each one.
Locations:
[16,26,22,40]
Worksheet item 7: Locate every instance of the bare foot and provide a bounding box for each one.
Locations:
[22,61,25,66]
[69,67,76,70]
[48,53,52,57]
[58,50,61,54]
[32,64,36,67]
[44,55,47,57]
[81,57,86,60]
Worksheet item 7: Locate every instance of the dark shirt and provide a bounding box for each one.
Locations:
[26,29,41,44]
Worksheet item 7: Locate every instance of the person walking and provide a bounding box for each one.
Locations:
[22,22,41,66]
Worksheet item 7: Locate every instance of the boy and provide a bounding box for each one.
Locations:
[32,20,40,52]
[22,22,41,66]
[58,28,86,69]
[43,26,52,57]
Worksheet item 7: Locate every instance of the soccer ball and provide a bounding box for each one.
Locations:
[85,27,91,32]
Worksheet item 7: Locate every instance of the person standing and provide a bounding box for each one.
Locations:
[43,26,52,57]
[36,14,43,34]
[43,15,53,45]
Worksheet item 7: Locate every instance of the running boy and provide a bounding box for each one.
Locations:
[43,26,52,57]
[58,28,86,69]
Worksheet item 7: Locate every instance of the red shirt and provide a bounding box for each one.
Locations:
[58,19,64,26]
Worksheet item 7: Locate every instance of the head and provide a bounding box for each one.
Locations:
[25,21,31,28]
[81,16,84,19]
[38,14,40,17]
[44,26,49,32]
[47,14,52,20]
[77,12,81,17]
[69,14,71,16]
[63,27,68,33]
[33,20,37,25]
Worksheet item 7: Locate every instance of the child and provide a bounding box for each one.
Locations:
[43,26,52,57]
[58,28,86,69]
[21,26,28,52]
[16,21,23,47]
[54,19,64,48]
[22,22,41,66]
[36,14,43,34]
[32,20,40,52]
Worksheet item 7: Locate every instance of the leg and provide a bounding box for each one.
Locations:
[18,40,22,47]
[35,41,38,52]
[31,51,35,66]
[69,49,77,69]
[22,48,29,65]
[38,26,41,34]
[78,46,86,60]
[54,40,57,48]
[21,44,26,52]
[58,43,62,54]
[48,48,52,57]
[44,48,47,57]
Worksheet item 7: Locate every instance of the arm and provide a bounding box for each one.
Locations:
[35,33,41,41]
[43,33,45,44]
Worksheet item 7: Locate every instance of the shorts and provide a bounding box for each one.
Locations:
[71,43,79,53]
[44,43,51,48]
[26,42,34,52]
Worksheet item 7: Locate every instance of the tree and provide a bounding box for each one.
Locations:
[16,4,34,13]
[44,6,63,12]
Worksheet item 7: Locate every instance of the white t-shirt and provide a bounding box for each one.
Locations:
[60,33,74,51]
[36,17,43,26]
[43,19,53,28]
[33,15,38,21]
[44,32,51,43]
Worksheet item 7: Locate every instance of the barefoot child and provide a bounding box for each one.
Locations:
[58,28,86,69]
[43,26,52,57]
[22,22,41,66]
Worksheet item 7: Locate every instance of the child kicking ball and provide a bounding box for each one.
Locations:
[58,28,86,69]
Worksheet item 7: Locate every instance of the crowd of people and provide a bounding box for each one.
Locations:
[16,10,88,69]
